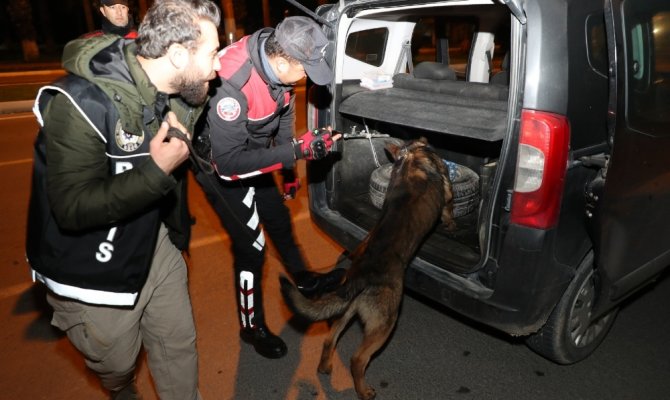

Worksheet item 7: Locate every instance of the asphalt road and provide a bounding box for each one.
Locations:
[1,98,669,399]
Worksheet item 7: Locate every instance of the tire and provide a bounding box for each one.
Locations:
[369,161,480,218]
[525,251,619,364]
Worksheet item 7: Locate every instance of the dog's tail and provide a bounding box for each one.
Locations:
[280,275,361,321]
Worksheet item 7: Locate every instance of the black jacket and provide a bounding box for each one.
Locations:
[199,28,298,181]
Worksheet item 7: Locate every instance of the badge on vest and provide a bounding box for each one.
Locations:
[115,120,144,152]
[217,97,241,121]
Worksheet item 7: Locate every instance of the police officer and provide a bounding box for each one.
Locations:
[194,16,345,359]
[84,0,137,39]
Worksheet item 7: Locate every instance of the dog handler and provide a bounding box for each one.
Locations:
[193,16,345,359]
[26,0,221,398]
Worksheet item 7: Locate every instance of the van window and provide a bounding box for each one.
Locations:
[345,28,388,67]
[624,1,670,136]
[410,15,507,81]
[586,13,608,77]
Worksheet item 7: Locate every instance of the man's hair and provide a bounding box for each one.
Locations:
[136,0,220,59]
[264,31,295,62]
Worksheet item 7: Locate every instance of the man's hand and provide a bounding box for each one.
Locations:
[150,118,190,175]
[293,127,341,160]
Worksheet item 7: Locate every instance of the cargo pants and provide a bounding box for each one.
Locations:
[46,224,202,400]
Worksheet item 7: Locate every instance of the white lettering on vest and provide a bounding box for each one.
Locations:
[115,162,133,175]
[96,227,118,263]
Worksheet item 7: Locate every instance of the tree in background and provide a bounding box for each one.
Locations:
[7,0,39,61]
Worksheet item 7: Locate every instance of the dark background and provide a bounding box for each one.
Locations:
[0,0,324,65]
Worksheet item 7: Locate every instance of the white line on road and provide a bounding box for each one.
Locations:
[0,282,32,301]
[0,69,64,78]
[0,158,32,167]
[1,214,310,300]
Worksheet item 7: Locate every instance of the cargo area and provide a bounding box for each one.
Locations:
[312,2,512,274]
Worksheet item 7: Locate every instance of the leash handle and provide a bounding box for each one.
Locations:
[166,127,214,174]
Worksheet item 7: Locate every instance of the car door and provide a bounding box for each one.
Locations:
[596,0,670,300]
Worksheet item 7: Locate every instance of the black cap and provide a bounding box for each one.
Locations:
[101,0,128,6]
[275,17,332,85]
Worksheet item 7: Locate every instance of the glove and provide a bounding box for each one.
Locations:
[292,128,335,160]
[283,178,301,200]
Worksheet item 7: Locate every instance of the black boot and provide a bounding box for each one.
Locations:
[240,325,287,359]
[293,268,346,298]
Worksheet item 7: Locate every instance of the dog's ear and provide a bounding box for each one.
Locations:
[386,143,401,160]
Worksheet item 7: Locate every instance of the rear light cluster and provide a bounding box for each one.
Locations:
[510,109,570,229]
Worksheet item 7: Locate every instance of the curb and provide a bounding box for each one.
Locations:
[0,100,34,115]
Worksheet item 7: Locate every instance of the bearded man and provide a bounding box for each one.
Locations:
[26,1,221,398]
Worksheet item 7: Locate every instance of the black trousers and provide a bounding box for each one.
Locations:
[195,171,307,328]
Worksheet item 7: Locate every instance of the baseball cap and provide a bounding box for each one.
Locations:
[275,17,333,85]
[101,0,128,6]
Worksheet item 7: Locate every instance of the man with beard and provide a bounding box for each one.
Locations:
[25,1,220,398]
[193,16,344,359]
[84,0,138,39]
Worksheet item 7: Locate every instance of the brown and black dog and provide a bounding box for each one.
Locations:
[280,137,455,400]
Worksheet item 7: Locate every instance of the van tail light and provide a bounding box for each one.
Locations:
[510,109,570,229]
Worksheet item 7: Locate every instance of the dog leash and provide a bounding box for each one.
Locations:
[167,128,266,249]
[166,127,214,174]
[156,100,264,248]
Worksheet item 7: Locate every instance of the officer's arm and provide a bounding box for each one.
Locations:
[207,88,295,180]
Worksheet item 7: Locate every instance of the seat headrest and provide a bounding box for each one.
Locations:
[413,61,456,80]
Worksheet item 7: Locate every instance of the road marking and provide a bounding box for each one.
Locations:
[0,281,33,300]
[0,111,34,119]
[0,69,64,77]
[1,216,311,299]
[0,158,32,167]
[191,234,227,248]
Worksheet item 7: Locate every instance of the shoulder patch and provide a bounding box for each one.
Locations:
[217,97,241,121]
[114,120,144,152]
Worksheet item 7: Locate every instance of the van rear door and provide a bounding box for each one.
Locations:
[596,0,670,300]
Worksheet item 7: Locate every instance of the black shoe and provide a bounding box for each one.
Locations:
[240,325,287,359]
[293,268,346,298]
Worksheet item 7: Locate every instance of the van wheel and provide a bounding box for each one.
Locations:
[369,161,480,218]
[525,251,619,364]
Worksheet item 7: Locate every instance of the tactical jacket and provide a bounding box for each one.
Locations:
[199,28,297,180]
[26,35,201,306]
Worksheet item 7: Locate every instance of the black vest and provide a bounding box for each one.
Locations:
[26,75,161,305]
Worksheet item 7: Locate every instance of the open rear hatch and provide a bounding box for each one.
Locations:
[310,0,524,274]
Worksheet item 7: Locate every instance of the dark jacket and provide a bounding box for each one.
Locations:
[200,28,297,180]
[82,17,138,39]
[26,35,201,306]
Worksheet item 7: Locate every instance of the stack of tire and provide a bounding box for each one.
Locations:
[369,160,480,218]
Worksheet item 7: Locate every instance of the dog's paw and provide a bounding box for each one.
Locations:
[317,363,332,375]
[444,219,457,231]
[357,386,376,400]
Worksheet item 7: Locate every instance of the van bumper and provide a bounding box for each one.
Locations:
[405,223,574,336]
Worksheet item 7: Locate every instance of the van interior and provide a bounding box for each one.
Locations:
[328,3,513,274]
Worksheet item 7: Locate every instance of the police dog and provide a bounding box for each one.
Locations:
[280,137,455,400]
